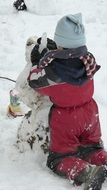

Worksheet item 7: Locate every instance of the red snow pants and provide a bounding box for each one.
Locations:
[48,98,107,180]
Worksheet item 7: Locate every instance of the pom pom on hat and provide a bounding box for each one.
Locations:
[54,13,86,48]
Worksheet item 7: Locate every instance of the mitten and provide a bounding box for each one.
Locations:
[31,44,48,66]
[37,37,57,50]
[31,33,57,66]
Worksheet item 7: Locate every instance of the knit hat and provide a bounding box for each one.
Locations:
[54,13,86,48]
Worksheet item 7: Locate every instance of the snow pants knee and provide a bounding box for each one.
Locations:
[53,149,107,180]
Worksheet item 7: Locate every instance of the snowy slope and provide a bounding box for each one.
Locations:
[0,0,107,190]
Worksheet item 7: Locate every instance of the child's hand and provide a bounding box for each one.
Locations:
[31,33,57,66]
[31,44,47,66]
[37,37,57,51]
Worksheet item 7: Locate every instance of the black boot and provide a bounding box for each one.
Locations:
[74,166,93,186]
[84,165,107,190]
[13,0,27,11]
[74,165,107,190]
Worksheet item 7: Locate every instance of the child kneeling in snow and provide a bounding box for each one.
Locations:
[28,13,107,189]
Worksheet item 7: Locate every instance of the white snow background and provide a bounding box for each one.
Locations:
[0,0,107,189]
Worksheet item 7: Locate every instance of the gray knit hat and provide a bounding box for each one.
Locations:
[54,13,86,48]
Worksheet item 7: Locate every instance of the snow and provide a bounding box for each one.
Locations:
[0,0,107,189]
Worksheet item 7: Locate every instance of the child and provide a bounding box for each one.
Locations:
[28,13,107,189]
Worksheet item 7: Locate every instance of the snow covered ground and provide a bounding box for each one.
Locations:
[0,0,107,189]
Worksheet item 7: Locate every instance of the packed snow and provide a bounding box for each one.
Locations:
[0,0,107,189]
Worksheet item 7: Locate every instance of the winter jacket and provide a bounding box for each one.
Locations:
[28,46,100,108]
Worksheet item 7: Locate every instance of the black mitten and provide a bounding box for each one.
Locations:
[31,44,41,66]
[37,38,57,50]
[31,37,57,66]
[31,44,48,66]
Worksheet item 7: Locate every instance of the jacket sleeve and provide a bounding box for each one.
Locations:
[27,63,58,97]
